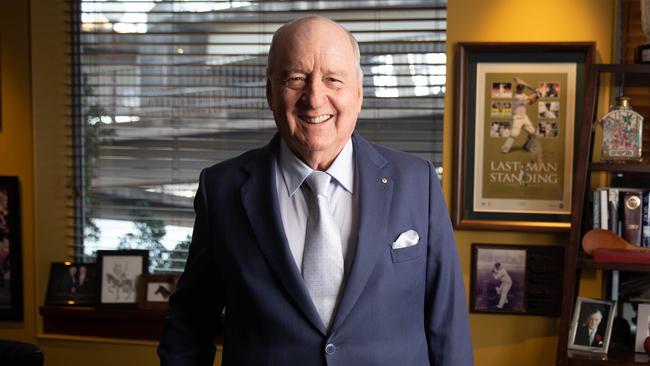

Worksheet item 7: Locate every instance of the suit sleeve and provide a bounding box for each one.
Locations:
[158,169,224,366]
[424,161,474,366]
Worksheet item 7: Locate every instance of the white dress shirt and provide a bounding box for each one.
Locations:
[275,138,358,274]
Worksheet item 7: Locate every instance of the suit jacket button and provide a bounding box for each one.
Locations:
[325,343,336,355]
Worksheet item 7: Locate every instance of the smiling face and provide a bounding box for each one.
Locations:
[266,18,363,170]
[586,311,602,330]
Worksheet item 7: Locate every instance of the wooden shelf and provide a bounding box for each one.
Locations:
[40,306,167,341]
[577,255,650,272]
[568,350,650,365]
[589,163,650,174]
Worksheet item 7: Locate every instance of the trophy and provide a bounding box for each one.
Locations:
[639,0,650,63]
[600,96,644,162]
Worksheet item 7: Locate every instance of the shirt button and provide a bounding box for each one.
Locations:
[325,343,336,355]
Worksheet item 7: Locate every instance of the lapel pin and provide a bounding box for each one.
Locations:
[380,177,388,184]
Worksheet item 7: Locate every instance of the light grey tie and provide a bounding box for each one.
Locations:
[302,171,344,329]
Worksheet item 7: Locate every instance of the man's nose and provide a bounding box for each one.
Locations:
[302,79,327,108]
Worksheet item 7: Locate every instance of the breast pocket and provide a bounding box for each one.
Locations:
[390,242,426,263]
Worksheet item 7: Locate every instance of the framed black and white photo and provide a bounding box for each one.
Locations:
[97,250,148,307]
[470,243,564,316]
[138,274,178,311]
[45,262,97,306]
[636,303,650,353]
[568,297,616,353]
[0,176,22,320]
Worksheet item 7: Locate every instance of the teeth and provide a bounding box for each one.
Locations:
[301,114,332,124]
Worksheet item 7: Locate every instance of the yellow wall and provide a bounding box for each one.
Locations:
[444,1,616,365]
[0,0,617,365]
[0,0,37,344]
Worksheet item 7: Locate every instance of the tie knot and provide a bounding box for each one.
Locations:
[306,171,331,198]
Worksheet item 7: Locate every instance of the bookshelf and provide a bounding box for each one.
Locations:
[556,63,650,365]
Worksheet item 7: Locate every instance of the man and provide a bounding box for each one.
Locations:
[158,16,472,366]
[574,308,604,347]
[501,80,541,153]
[492,262,512,309]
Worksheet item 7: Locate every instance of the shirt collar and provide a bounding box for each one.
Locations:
[279,138,354,197]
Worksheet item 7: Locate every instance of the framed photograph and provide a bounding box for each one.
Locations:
[636,303,650,353]
[137,274,179,311]
[96,250,148,308]
[568,297,616,353]
[45,262,97,306]
[470,243,564,316]
[453,43,595,231]
[0,177,22,320]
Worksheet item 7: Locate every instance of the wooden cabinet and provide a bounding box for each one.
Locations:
[556,64,650,365]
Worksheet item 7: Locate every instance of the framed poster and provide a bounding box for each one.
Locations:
[0,177,22,320]
[96,250,148,308]
[45,262,97,306]
[568,297,616,353]
[453,43,595,231]
[470,243,564,316]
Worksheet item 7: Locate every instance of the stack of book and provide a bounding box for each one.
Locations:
[592,188,650,247]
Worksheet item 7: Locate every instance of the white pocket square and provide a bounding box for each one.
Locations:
[391,229,419,249]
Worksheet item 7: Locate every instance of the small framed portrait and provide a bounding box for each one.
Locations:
[471,244,526,313]
[138,274,179,311]
[470,243,564,316]
[568,297,616,353]
[0,176,23,321]
[96,250,148,308]
[635,303,650,353]
[45,262,97,306]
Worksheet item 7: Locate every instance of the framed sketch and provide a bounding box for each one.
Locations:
[636,303,650,353]
[453,43,595,231]
[45,262,97,306]
[568,297,616,353]
[470,243,564,316]
[96,250,148,308]
[137,274,178,311]
[0,177,22,320]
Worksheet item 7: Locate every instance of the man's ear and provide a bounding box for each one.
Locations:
[266,79,274,111]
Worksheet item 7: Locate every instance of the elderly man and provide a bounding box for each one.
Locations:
[574,308,604,347]
[158,16,472,366]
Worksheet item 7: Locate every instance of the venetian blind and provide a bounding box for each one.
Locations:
[71,0,448,272]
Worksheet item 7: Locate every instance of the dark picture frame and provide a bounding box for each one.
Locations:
[568,297,616,353]
[137,274,178,311]
[0,176,22,320]
[453,43,595,231]
[45,262,97,306]
[96,250,148,308]
[470,243,564,316]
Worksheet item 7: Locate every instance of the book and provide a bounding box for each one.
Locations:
[600,188,609,230]
[608,188,619,234]
[593,248,650,264]
[593,189,600,229]
[641,191,650,247]
[623,191,643,245]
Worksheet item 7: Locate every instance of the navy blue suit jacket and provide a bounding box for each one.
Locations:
[158,133,473,365]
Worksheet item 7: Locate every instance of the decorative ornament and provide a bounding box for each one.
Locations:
[600,96,644,162]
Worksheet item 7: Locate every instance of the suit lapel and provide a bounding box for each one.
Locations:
[240,135,327,335]
[331,134,393,330]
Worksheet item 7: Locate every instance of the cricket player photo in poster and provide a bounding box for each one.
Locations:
[473,64,575,215]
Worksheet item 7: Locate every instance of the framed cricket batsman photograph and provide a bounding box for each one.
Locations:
[453,43,594,231]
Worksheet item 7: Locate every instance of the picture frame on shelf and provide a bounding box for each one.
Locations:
[470,243,564,316]
[453,42,594,231]
[137,273,178,311]
[0,176,22,320]
[45,262,97,306]
[96,250,148,308]
[568,297,616,353]
[636,303,650,353]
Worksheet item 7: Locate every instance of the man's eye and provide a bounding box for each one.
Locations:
[284,77,306,87]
